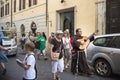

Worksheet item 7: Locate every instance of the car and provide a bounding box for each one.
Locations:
[87,33,120,77]
[0,30,17,56]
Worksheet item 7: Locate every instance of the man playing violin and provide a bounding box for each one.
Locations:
[71,28,94,76]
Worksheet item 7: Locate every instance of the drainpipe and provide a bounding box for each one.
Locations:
[11,0,13,27]
[46,0,48,27]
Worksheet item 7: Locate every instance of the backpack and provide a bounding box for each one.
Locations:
[25,54,37,79]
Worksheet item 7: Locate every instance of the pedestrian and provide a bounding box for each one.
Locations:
[0,31,10,75]
[20,34,26,50]
[16,42,37,80]
[0,45,9,75]
[35,32,41,60]
[48,32,55,44]
[50,30,64,80]
[40,32,47,60]
[29,33,36,43]
[71,28,91,76]
[62,31,72,69]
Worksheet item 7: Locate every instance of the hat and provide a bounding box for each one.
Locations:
[56,30,63,34]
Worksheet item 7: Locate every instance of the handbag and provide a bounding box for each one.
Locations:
[52,42,62,61]
[51,52,60,61]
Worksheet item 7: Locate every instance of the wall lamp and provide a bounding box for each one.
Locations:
[61,0,65,3]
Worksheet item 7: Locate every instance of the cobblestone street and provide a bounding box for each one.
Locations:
[0,48,120,80]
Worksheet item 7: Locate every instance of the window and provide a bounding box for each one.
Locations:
[19,0,21,10]
[93,37,113,47]
[5,4,7,15]
[110,36,120,49]
[29,0,32,7]
[5,3,9,15]
[19,0,26,11]
[29,0,37,7]
[23,0,26,9]
[14,0,16,12]
[1,6,4,17]
[33,0,37,5]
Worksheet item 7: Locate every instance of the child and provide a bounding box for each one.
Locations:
[16,42,36,80]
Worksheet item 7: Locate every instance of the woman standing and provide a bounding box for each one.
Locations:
[40,32,47,60]
[50,30,64,80]
[62,31,72,69]
[35,32,41,60]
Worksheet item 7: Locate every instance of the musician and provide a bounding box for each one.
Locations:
[71,28,93,76]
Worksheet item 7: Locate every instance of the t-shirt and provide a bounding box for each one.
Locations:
[29,35,35,42]
[62,37,70,49]
[23,53,36,79]
[21,37,26,41]
[40,36,46,50]
[36,36,41,41]
[51,38,63,59]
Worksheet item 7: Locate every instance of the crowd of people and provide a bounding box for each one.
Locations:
[20,31,48,60]
[0,28,96,80]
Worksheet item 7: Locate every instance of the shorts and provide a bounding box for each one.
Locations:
[52,58,64,73]
[64,49,70,59]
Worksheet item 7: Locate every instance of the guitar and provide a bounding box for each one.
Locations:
[77,30,99,50]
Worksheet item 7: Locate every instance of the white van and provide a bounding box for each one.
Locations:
[0,30,17,56]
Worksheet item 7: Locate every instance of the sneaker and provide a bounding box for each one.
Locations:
[65,65,68,69]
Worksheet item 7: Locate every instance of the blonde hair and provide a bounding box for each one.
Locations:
[63,31,70,38]
[24,42,35,51]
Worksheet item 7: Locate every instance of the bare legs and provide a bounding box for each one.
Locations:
[0,62,6,75]
[53,72,61,80]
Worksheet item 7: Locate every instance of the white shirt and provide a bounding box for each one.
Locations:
[62,37,70,49]
[21,36,26,41]
[23,53,36,79]
[29,35,35,42]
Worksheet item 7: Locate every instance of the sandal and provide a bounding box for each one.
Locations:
[56,75,61,80]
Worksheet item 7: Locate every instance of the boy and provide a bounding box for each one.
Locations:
[16,42,36,80]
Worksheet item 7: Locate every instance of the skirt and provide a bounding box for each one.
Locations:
[0,50,9,63]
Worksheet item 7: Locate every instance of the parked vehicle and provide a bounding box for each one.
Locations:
[0,30,17,56]
[87,33,120,76]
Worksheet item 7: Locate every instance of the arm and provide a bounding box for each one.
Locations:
[17,55,34,70]
[0,45,9,54]
[17,61,30,70]
[72,39,81,48]
[50,44,54,60]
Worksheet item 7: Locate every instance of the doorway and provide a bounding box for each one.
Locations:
[60,10,74,36]
[106,0,120,34]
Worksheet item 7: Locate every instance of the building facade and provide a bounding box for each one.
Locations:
[0,0,47,38]
[2,0,115,38]
[48,0,96,36]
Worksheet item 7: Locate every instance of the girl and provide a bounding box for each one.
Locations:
[62,31,72,69]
